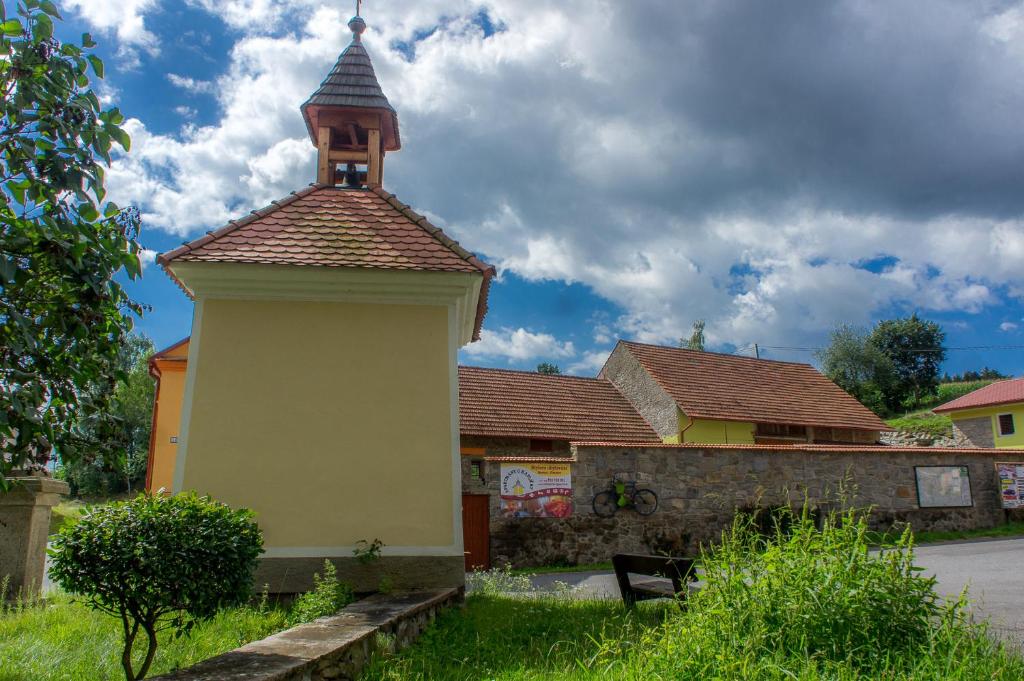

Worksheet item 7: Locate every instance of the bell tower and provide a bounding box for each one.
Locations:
[300,9,400,188]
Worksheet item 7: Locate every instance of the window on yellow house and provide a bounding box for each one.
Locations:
[998,413,1015,436]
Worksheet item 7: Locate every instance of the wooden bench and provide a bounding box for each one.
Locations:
[611,553,697,608]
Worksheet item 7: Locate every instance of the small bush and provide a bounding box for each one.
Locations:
[288,560,354,625]
[48,492,263,680]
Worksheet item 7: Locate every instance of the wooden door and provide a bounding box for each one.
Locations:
[462,494,490,571]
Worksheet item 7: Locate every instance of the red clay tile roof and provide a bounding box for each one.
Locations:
[617,341,890,432]
[158,185,494,340]
[571,441,995,454]
[149,336,190,361]
[934,378,1024,413]
[458,366,661,442]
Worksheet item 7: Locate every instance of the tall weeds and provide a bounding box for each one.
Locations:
[600,506,1024,679]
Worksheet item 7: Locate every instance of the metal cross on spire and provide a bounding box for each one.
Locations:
[355,0,362,17]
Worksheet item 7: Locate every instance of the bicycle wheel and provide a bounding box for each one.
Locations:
[592,490,618,518]
[632,488,659,516]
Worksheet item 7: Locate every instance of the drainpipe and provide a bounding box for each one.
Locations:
[680,413,695,443]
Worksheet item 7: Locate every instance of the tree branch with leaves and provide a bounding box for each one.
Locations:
[0,0,143,486]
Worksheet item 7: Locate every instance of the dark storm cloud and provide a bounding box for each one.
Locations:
[108,0,1024,351]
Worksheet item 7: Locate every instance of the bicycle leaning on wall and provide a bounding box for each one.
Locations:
[592,478,658,517]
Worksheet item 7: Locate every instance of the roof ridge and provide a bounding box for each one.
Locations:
[620,339,814,368]
[371,186,493,276]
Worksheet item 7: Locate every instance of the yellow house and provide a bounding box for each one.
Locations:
[600,341,889,445]
[145,337,189,493]
[155,14,493,593]
[935,378,1024,448]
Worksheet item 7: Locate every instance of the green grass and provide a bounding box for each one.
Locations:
[884,380,997,436]
[870,520,1024,546]
[361,594,672,680]
[509,561,612,576]
[48,500,88,535]
[0,592,288,681]
[363,510,1024,681]
[885,410,953,437]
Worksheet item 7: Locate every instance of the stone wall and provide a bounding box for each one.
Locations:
[151,589,458,681]
[255,556,464,594]
[952,416,995,448]
[880,430,971,448]
[468,445,1018,568]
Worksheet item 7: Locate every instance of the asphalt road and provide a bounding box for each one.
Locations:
[914,538,1024,645]
[528,537,1024,647]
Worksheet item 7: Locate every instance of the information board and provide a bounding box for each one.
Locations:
[996,462,1024,509]
[914,465,972,508]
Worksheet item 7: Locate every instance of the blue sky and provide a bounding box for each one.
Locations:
[53,0,1024,377]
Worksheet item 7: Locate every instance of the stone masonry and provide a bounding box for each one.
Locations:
[0,476,68,600]
[880,429,971,448]
[952,416,995,448]
[599,344,679,439]
[150,589,459,681]
[466,445,1019,568]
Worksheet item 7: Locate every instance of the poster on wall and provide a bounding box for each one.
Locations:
[996,463,1024,509]
[914,465,973,508]
[499,462,573,518]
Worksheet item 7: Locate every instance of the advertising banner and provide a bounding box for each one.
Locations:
[996,462,1024,509]
[499,462,573,518]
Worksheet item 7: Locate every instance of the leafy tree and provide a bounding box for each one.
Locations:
[943,367,1008,383]
[817,325,897,414]
[62,334,155,495]
[0,1,142,485]
[869,314,946,408]
[536,362,561,375]
[49,493,264,681]
[681,320,706,351]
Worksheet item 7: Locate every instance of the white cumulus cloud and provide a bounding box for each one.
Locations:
[463,328,575,363]
[94,1,1024,354]
[63,0,160,61]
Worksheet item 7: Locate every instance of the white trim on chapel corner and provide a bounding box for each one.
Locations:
[167,261,484,346]
[172,298,204,494]
[448,303,465,556]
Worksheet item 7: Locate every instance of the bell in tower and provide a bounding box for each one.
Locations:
[300,10,400,188]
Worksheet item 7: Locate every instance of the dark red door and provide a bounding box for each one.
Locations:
[462,494,490,571]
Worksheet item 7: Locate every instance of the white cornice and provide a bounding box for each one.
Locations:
[169,262,483,346]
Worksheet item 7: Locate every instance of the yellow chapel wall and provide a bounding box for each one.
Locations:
[175,298,458,551]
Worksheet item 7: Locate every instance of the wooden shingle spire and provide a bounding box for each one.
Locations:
[300,9,399,188]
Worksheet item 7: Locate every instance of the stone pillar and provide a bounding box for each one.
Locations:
[0,476,69,600]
